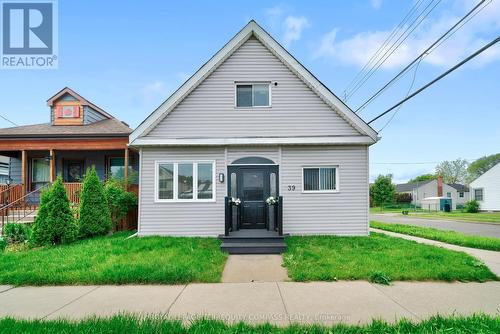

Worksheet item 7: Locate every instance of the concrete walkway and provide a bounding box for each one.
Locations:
[371,213,500,238]
[0,282,499,325]
[371,228,500,276]
[221,255,289,283]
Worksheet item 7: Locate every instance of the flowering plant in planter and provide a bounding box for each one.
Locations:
[266,196,279,205]
[230,197,241,206]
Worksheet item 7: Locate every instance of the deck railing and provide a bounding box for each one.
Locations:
[64,183,82,204]
[0,184,23,207]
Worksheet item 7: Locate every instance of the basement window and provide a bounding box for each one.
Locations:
[236,83,270,107]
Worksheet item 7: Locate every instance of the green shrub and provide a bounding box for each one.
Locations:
[465,200,480,213]
[30,177,78,246]
[79,167,112,238]
[104,178,138,230]
[4,223,31,244]
[0,237,6,252]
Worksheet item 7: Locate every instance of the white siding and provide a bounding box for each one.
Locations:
[138,147,226,236]
[470,163,500,211]
[138,145,369,236]
[146,37,360,139]
[281,146,368,235]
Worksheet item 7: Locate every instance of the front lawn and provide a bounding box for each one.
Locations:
[408,211,500,223]
[371,221,500,251]
[283,233,497,283]
[0,232,227,286]
[0,314,499,334]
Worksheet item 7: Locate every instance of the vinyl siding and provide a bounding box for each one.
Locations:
[146,37,361,139]
[470,163,500,211]
[138,147,226,236]
[281,146,368,235]
[83,106,107,124]
[138,145,369,236]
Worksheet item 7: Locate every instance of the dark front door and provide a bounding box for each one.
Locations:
[228,165,279,230]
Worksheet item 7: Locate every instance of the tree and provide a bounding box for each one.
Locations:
[79,167,112,238]
[30,177,78,246]
[435,159,469,184]
[467,153,500,182]
[408,173,436,183]
[370,175,396,209]
[104,178,138,230]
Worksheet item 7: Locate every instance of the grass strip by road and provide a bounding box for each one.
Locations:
[0,232,227,286]
[407,212,500,224]
[283,233,496,283]
[0,314,499,334]
[371,221,500,251]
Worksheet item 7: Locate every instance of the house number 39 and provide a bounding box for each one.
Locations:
[288,185,296,191]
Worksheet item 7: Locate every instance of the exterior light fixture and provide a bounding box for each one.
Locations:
[219,173,224,183]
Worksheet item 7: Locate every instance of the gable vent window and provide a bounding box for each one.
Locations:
[236,83,270,107]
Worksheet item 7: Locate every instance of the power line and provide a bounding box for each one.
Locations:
[368,36,500,125]
[0,114,18,127]
[378,56,423,133]
[355,0,490,113]
[342,0,426,97]
[344,0,442,101]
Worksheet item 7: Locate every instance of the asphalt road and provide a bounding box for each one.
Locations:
[370,214,500,238]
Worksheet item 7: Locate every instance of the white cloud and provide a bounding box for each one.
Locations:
[264,6,310,47]
[370,0,382,10]
[139,80,169,104]
[314,0,500,69]
[283,16,310,47]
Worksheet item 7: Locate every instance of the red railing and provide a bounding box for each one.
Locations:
[64,183,82,204]
[0,184,23,206]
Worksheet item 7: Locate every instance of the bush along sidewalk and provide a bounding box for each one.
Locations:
[30,177,78,246]
[79,167,112,238]
[104,178,137,231]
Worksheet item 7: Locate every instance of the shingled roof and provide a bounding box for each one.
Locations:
[448,183,470,192]
[0,118,131,138]
[396,180,434,192]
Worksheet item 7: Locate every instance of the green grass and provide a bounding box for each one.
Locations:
[0,232,227,286]
[283,233,497,283]
[408,211,500,223]
[370,206,423,214]
[370,221,500,251]
[0,314,499,334]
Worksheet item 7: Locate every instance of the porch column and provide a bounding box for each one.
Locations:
[124,148,129,186]
[50,149,56,182]
[21,150,27,196]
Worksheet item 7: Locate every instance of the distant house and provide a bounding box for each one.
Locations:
[0,87,137,204]
[469,162,500,211]
[396,177,470,210]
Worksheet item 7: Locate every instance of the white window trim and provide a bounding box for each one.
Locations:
[474,188,484,202]
[154,160,216,203]
[234,82,272,108]
[301,165,340,193]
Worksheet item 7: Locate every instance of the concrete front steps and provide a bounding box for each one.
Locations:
[219,230,287,254]
[1,210,37,224]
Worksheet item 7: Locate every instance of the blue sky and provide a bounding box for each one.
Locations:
[0,0,498,183]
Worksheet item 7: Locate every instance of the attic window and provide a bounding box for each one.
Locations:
[236,83,270,107]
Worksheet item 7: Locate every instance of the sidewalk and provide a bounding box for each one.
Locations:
[1,281,499,325]
[371,228,500,276]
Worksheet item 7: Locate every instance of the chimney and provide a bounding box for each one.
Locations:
[437,176,443,197]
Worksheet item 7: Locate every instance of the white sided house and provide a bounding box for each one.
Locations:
[130,21,379,253]
[469,162,500,211]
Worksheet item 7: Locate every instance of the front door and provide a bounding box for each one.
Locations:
[228,165,279,230]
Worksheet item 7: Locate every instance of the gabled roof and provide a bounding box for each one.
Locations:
[130,20,379,144]
[396,180,434,192]
[448,183,469,192]
[47,87,114,119]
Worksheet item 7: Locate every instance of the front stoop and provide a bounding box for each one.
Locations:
[219,232,287,254]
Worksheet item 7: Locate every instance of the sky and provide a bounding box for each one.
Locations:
[0,0,498,183]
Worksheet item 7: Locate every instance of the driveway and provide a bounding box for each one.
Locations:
[370,214,500,238]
